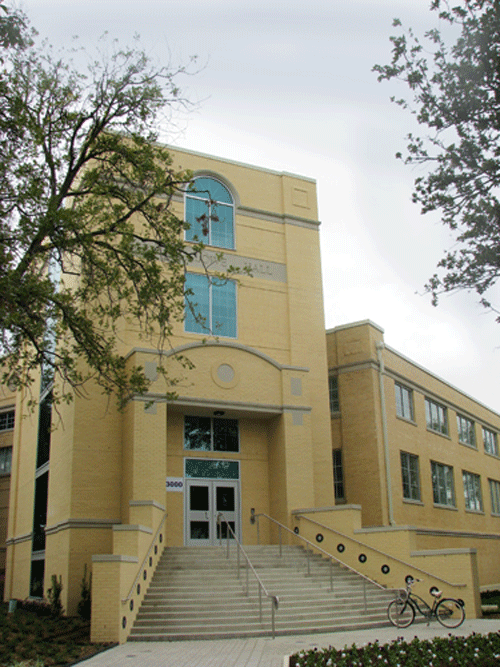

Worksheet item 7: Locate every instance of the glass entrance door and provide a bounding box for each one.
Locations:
[185,479,240,546]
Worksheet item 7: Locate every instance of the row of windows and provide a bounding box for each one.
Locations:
[400,451,500,514]
[395,383,499,456]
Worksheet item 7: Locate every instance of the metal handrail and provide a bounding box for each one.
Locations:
[217,513,279,638]
[252,512,398,612]
[252,512,386,591]
[295,513,466,589]
[122,512,167,603]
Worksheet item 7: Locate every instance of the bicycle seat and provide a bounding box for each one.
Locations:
[430,588,442,598]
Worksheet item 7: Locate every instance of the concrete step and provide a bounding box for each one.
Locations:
[129,544,393,641]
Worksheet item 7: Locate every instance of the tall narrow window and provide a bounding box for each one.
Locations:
[457,414,476,448]
[0,447,12,474]
[462,471,483,512]
[185,177,235,249]
[329,376,340,413]
[431,461,455,507]
[395,383,414,421]
[332,449,345,501]
[483,427,499,456]
[185,273,237,338]
[489,479,500,515]
[400,451,420,501]
[425,398,448,435]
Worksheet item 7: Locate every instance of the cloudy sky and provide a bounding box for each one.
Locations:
[23,0,500,412]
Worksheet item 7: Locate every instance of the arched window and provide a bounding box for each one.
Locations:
[185,177,234,249]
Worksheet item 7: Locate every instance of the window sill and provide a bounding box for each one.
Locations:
[396,415,417,426]
[433,503,458,511]
[402,498,423,506]
[426,428,451,440]
[464,508,484,515]
[484,450,500,460]
[458,441,477,451]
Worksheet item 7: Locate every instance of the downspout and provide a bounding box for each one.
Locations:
[376,342,395,526]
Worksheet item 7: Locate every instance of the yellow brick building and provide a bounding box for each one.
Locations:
[3,147,334,637]
[2,149,499,640]
[327,320,500,591]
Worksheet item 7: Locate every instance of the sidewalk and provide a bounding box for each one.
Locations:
[81,619,500,667]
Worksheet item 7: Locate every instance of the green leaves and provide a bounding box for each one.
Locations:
[0,10,201,407]
[374,0,500,317]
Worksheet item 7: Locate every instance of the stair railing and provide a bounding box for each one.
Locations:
[122,512,168,604]
[293,512,466,589]
[251,512,396,613]
[217,512,279,638]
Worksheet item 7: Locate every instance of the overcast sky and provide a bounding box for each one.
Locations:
[23,0,500,413]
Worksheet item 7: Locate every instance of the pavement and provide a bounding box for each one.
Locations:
[80,619,500,667]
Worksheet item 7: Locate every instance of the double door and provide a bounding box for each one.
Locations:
[185,479,240,546]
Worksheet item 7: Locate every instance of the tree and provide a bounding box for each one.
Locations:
[0,6,209,407]
[374,0,500,317]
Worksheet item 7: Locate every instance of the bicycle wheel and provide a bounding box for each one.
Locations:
[435,598,465,628]
[387,599,415,627]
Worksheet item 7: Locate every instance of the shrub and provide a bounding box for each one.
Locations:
[46,575,63,617]
[77,565,92,621]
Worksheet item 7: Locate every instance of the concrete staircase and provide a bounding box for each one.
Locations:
[128,545,395,641]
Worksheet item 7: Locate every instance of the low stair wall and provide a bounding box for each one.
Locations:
[292,507,481,619]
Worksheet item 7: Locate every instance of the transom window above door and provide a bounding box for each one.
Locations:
[184,416,239,452]
[185,177,235,249]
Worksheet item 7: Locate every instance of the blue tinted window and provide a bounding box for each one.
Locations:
[185,273,236,338]
[185,177,234,248]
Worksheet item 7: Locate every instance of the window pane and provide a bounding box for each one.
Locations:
[463,471,482,511]
[431,461,455,506]
[329,377,340,413]
[395,384,413,420]
[185,196,209,242]
[184,416,211,450]
[401,451,420,501]
[185,273,210,334]
[426,399,448,435]
[0,447,12,474]
[489,479,500,514]
[211,279,236,338]
[483,428,498,456]
[332,449,345,500]
[0,411,14,431]
[210,202,234,248]
[213,418,239,452]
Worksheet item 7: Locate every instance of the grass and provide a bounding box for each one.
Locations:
[289,633,500,667]
[0,602,115,667]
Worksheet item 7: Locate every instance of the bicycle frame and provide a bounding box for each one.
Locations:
[388,577,465,629]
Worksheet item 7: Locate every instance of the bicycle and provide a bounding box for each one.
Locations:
[387,576,465,628]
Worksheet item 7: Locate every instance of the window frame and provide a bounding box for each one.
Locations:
[184,273,237,339]
[483,427,499,457]
[462,470,483,512]
[329,376,340,413]
[489,479,500,515]
[431,461,456,507]
[0,446,12,474]
[425,398,448,436]
[456,414,476,448]
[184,176,235,250]
[395,383,414,421]
[184,416,240,453]
[0,410,15,432]
[400,451,421,502]
[332,449,345,501]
